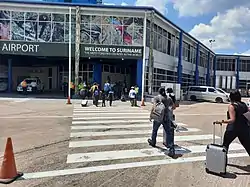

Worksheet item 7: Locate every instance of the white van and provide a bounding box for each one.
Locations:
[186,86,229,103]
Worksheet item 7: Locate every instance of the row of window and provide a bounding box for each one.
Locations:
[216,58,250,72]
[0,10,143,45]
[239,60,250,72]
[216,58,236,71]
[144,67,209,92]
[102,64,130,74]
[146,21,214,68]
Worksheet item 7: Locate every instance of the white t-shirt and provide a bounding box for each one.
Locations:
[129,89,136,99]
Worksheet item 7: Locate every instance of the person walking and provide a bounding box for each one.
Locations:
[101,90,106,107]
[148,87,176,158]
[93,87,100,107]
[108,88,114,106]
[215,90,250,155]
[21,79,28,95]
[129,87,136,107]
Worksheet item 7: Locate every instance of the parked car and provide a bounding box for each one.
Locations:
[216,88,230,98]
[186,86,229,103]
[17,77,44,93]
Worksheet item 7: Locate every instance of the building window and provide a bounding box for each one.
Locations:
[199,50,206,67]
[153,24,158,49]
[217,58,236,71]
[144,67,177,93]
[0,10,144,45]
[182,42,190,62]
[182,73,195,91]
[190,46,196,64]
[239,59,250,72]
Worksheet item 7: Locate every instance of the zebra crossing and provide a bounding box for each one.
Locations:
[67,102,248,173]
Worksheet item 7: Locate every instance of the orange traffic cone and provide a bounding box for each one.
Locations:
[141,98,146,107]
[0,137,23,184]
[66,96,72,105]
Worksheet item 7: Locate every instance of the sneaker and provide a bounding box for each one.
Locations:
[164,143,178,148]
[147,139,156,147]
[168,148,175,158]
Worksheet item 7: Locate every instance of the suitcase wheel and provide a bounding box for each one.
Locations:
[205,168,211,174]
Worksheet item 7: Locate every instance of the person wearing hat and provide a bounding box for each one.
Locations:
[129,86,136,107]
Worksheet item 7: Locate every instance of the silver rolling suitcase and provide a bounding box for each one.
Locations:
[205,122,227,175]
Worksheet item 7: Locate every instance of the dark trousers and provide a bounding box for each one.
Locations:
[223,129,250,156]
[102,99,106,107]
[151,120,174,149]
[109,98,113,106]
[130,98,136,106]
[23,87,27,95]
[94,96,99,106]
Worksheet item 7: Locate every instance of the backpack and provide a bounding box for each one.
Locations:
[94,90,99,96]
[233,102,250,126]
[150,102,166,123]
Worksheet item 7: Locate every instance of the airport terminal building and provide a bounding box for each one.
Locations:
[0,0,250,96]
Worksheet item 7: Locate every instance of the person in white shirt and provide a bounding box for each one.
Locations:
[129,87,136,107]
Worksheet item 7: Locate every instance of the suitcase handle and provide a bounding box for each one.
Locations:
[213,122,223,145]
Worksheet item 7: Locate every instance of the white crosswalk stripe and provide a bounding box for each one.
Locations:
[67,102,247,174]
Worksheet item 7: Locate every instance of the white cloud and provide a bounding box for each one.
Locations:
[121,2,128,6]
[103,3,116,5]
[238,49,250,55]
[172,0,250,17]
[135,0,168,15]
[189,7,250,50]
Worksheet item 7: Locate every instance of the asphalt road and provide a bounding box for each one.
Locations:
[0,98,249,187]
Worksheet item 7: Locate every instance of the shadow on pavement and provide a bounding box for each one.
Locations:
[228,164,250,175]
[0,92,66,99]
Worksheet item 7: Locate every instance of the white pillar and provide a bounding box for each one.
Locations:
[232,76,236,89]
[227,76,231,89]
[141,11,147,101]
[222,76,226,89]
[68,7,72,100]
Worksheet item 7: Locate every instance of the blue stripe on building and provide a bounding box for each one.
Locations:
[206,51,210,86]
[213,56,217,87]
[177,31,183,85]
[236,56,240,89]
[195,43,200,85]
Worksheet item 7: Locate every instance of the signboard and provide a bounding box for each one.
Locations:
[81,44,143,59]
[0,41,70,57]
[0,41,144,59]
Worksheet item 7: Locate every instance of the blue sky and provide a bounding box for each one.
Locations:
[103,0,250,55]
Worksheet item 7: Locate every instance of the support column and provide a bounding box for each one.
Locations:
[236,56,240,89]
[136,59,143,99]
[74,6,80,94]
[213,55,217,87]
[93,63,102,88]
[8,59,12,93]
[148,10,154,95]
[195,43,200,85]
[206,51,210,86]
[177,31,183,85]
